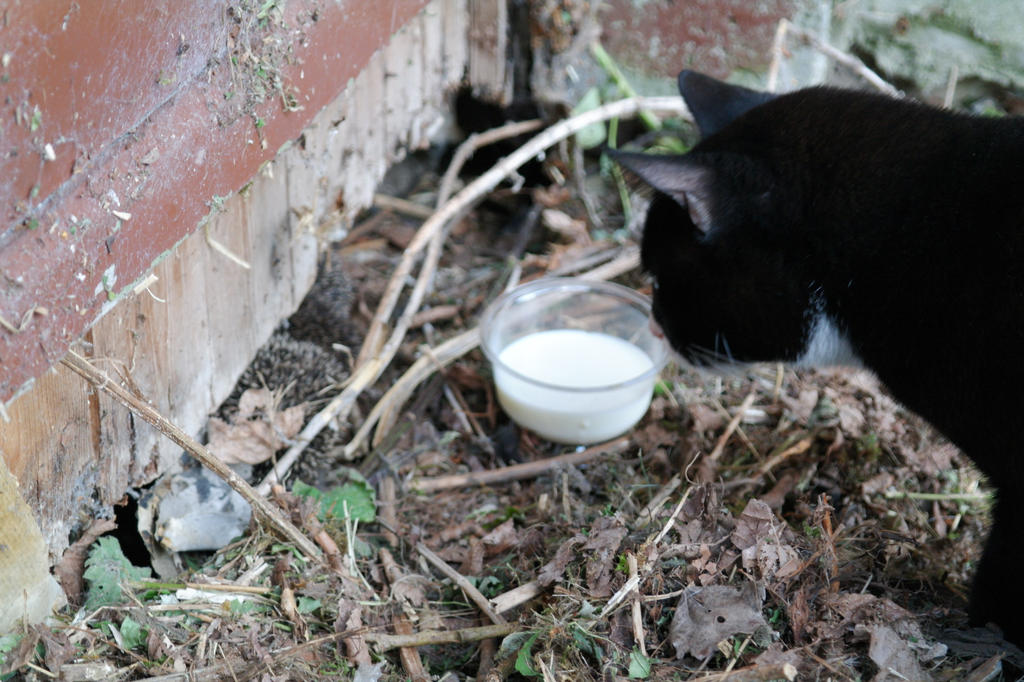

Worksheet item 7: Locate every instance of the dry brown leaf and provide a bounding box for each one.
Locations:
[861,471,895,496]
[481,518,518,556]
[238,388,306,433]
[753,541,803,581]
[377,219,417,249]
[692,544,719,584]
[830,593,946,670]
[537,535,585,587]
[207,388,306,465]
[390,575,429,609]
[546,241,596,272]
[280,583,308,640]
[237,387,275,418]
[37,625,75,675]
[632,420,678,453]
[789,586,813,645]
[583,517,628,598]
[670,582,767,659]
[831,592,890,622]
[336,598,371,666]
[753,645,803,672]
[731,499,777,551]
[860,623,932,682]
[533,184,571,207]
[54,517,117,606]
[541,208,590,244]
[207,417,282,465]
[732,499,802,581]
[459,537,485,576]
[689,403,726,433]
[781,388,819,424]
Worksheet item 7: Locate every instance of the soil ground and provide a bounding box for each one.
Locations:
[6,97,1023,682]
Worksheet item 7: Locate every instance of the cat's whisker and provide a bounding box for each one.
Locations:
[720,334,735,363]
[683,344,750,379]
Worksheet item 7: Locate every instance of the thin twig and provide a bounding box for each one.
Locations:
[710,396,761,460]
[410,304,460,328]
[365,623,518,652]
[602,484,694,621]
[766,18,790,93]
[653,485,694,546]
[357,96,690,370]
[884,490,990,503]
[490,581,542,614]
[437,118,545,208]
[756,434,813,477]
[373,193,435,220]
[140,631,375,681]
[416,543,507,625]
[380,548,430,682]
[707,392,757,462]
[576,246,640,282]
[346,328,480,456]
[943,64,959,109]
[411,436,632,493]
[783,20,902,97]
[258,97,691,492]
[628,553,646,655]
[636,474,682,527]
[204,224,251,269]
[379,476,399,548]
[695,662,797,682]
[0,304,47,334]
[590,42,661,131]
[547,244,628,278]
[59,351,322,561]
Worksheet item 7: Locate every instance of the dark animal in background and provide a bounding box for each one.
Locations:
[612,70,1024,644]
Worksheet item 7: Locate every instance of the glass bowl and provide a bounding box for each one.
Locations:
[479,277,668,444]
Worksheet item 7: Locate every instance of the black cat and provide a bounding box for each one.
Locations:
[612,71,1024,644]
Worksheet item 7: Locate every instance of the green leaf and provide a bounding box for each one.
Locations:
[292,477,376,523]
[514,631,541,677]
[0,633,22,668]
[83,536,152,610]
[653,379,671,397]
[571,624,603,662]
[119,616,147,651]
[296,596,321,615]
[572,87,607,149]
[227,598,264,615]
[628,649,653,678]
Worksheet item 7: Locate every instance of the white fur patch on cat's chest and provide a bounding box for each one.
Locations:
[796,312,862,368]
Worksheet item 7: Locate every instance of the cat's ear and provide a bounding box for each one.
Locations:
[608,150,715,234]
[678,70,775,138]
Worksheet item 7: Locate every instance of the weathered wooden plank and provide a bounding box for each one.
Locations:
[414,3,448,150]
[0,362,96,551]
[0,0,435,406]
[442,0,470,88]
[0,0,470,572]
[469,0,512,104]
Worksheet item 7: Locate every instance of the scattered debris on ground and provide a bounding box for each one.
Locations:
[7,19,1024,682]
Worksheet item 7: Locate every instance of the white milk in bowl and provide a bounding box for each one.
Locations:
[494,328,657,444]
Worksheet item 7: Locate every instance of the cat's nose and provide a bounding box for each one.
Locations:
[649,317,664,339]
